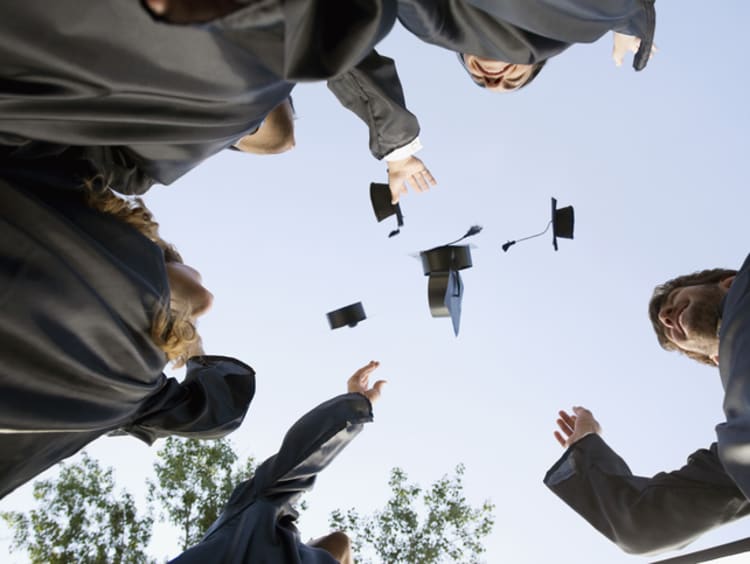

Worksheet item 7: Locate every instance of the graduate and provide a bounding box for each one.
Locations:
[0,0,396,194]
[0,143,255,499]
[545,258,750,555]
[170,360,386,564]
[326,0,655,202]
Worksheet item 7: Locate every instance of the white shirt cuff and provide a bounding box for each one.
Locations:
[384,137,423,162]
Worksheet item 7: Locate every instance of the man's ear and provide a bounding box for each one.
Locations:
[711,353,720,366]
[720,275,736,291]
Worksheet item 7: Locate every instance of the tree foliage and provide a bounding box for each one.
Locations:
[147,437,255,550]
[1,452,153,564]
[329,464,495,564]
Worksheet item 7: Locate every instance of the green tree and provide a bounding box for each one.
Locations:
[1,452,153,564]
[329,464,495,564]
[147,437,256,550]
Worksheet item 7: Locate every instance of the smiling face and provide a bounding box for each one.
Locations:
[656,278,734,365]
[461,54,538,92]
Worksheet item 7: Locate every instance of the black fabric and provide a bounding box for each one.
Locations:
[0,0,396,191]
[397,0,568,64]
[544,434,750,555]
[466,0,653,47]
[717,253,750,498]
[211,0,397,81]
[170,392,373,564]
[0,157,255,499]
[327,50,420,160]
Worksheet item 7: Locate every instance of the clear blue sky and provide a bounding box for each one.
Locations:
[2,2,750,562]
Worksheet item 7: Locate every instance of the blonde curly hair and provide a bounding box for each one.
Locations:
[83,177,203,368]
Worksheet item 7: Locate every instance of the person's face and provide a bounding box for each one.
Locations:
[165,262,214,320]
[657,278,734,364]
[461,55,535,92]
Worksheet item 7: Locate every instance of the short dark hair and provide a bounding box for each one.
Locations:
[648,268,737,365]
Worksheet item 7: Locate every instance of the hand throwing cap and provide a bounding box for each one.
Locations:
[502,197,575,252]
[370,182,403,237]
[327,302,366,329]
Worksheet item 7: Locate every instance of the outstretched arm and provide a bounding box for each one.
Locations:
[328,50,436,203]
[205,361,385,537]
[545,407,750,555]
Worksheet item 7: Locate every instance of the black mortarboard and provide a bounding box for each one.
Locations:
[502,197,574,252]
[420,244,473,276]
[417,226,481,336]
[327,302,366,329]
[551,197,574,250]
[370,182,403,237]
[427,270,463,336]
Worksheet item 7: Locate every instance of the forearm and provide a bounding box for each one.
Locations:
[327,50,420,160]
[545,435,750,555]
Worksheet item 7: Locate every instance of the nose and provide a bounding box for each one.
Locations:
[192,287,214,319]
[658,306,675,328]
[483,75,503,88]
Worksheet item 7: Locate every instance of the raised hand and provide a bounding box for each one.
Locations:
[386,156,436,204]
[347,360,386,405]
[553,406,601,448]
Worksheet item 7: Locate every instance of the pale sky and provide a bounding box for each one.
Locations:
[2,2,750,563]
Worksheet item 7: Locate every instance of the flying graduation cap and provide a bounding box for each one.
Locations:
[502,197,574,252]
[327,302,367,330]
[370,182,403,237]
[418,226,481,336]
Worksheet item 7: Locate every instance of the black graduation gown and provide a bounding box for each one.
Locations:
[0,0,396,192]
[170,392,373,564]
[544,434,750,555]
[0,153,255,499]
[717,253,750,499]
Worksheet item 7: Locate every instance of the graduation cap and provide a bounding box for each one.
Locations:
[427,270,464,336]
[327,302,366,329]
[502,197,574,252]
[420,244,473,276]
[370,182,403,237]
[417,226,481,336]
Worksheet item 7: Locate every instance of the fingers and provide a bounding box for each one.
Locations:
[367,379,387,404]
[553,431,567,448]
[390,183,407,205]
[347,360,380,393]
[410,168,437,193]
[557,410,576,430]
[355,360,380,379]
[556,416,574,437]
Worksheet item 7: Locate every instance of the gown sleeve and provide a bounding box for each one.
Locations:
[120,355,256,444]
[201,392,373,538]
[717,254,750,499]
[327,50,420,160]
[544,434,750,555]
